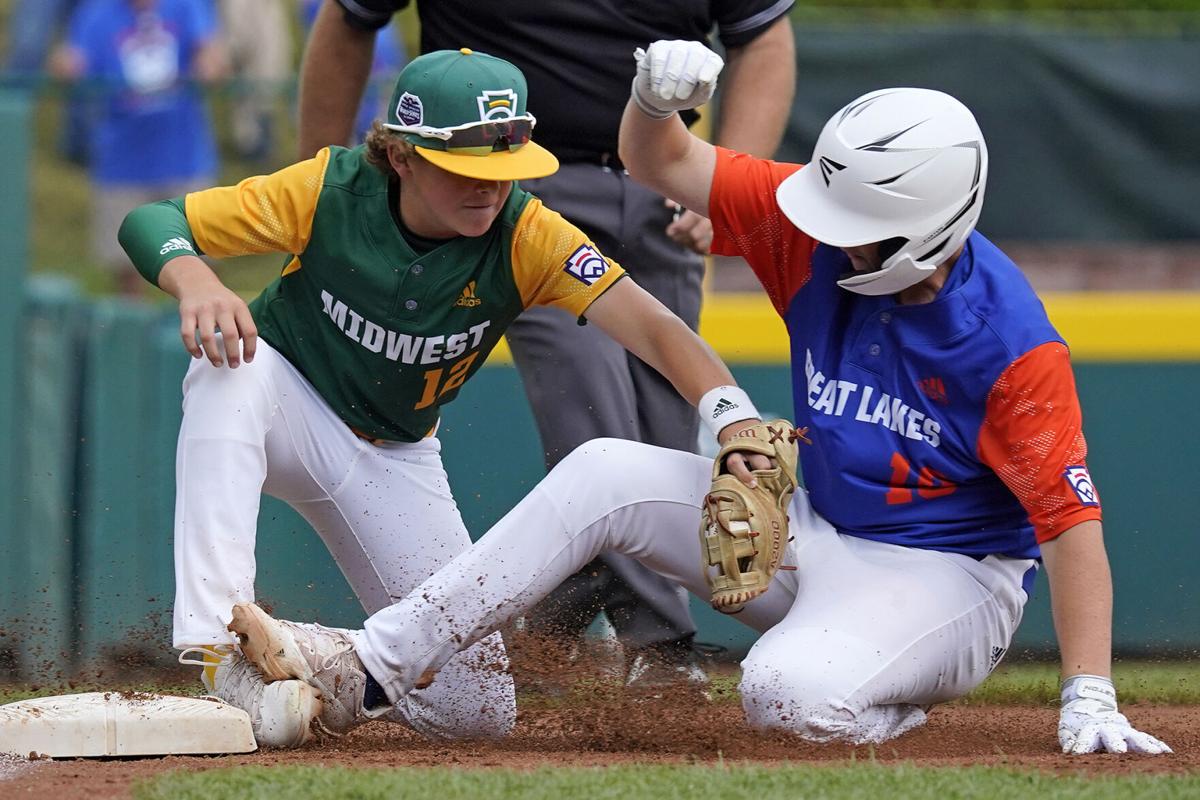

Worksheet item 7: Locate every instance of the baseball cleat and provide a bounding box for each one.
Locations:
[228,602,371,735]
[210,652,322,747]
[228,602,312,683]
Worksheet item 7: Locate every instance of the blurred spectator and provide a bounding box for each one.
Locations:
[299,0,406,145]
[5,0,81,75]
[6,0,89,163]
[49,0,225,297]
[216,0,293,164]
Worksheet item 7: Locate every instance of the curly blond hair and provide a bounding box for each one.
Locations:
[364,120,421,177]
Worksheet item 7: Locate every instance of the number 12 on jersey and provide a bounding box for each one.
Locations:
[415,352,480,410]
[886,451,957,505]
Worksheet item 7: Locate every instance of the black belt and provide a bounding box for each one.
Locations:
[597,152,624,171]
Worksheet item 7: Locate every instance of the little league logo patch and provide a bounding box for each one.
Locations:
[1063,465,1100,506]
[477,89,517,121]
[396,92,423,126]
[563,244,608,286]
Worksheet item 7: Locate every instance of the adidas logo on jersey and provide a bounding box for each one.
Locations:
[159,237,195,256]
[989,645,1007,670]
[455,281,482,308]
[712,397,739,418]
[918,376,949,405]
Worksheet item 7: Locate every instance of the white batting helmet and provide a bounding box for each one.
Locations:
[775,88,988,296]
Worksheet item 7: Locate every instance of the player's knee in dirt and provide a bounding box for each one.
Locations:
[739,650,856,741]
[740,632,932,744]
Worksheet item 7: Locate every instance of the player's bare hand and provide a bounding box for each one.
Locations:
[159,255,257,368]
[665,200,712,254]
[718,419,774,487]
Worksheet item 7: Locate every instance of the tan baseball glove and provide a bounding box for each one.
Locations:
[699,420,801,613]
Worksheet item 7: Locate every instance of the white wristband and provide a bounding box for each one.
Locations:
[1061,674,1117,711]
[699,385,759,438]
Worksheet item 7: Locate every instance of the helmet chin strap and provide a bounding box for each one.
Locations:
[837,253,937,296]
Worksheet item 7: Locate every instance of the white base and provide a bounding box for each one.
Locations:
[0,692,257,758]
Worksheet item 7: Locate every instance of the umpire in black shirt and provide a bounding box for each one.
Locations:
[298,0,796,686]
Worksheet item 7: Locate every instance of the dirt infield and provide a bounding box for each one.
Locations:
[4,700,1197,799]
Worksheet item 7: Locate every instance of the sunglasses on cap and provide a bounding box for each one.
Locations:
[383,114,537,155]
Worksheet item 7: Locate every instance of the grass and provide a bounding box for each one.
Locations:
[963,660,1200,705]
[133,764,1200,800]
[691,660,1200,707]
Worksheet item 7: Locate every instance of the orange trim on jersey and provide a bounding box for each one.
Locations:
[708,147,817,317]
[509,196,625,317]
[977,342,1102,543]
[185,147,331,259]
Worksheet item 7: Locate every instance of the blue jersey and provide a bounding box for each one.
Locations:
[709,148,1102,559]
[66,0,218,185]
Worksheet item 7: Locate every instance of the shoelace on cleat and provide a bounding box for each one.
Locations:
[320,638,357,672]
[177,643,237,668]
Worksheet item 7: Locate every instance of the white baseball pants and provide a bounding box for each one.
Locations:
[356,438,1034,744]
[172,338,514,738]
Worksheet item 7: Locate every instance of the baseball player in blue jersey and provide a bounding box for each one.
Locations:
[221,41,1169,754]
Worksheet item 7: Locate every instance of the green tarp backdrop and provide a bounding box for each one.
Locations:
[781,21,1200,240]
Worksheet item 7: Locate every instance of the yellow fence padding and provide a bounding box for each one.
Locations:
[490,292,1200,364]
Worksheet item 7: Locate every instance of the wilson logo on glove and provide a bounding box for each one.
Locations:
[700,420,802,613]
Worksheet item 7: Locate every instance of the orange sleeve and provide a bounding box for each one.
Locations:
[977,342,1102,543]
[708,147,818,317]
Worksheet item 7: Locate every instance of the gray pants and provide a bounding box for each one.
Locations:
[508,162,704,650]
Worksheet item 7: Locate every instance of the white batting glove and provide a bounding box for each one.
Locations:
[631,40,724,120]
[1058,675,1171,755]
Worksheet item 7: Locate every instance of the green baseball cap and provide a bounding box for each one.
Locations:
[383,48,558,181]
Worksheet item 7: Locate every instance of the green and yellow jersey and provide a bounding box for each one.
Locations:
[119,145,625,442]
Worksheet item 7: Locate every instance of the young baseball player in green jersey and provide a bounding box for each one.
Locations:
[117,48,770,747]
